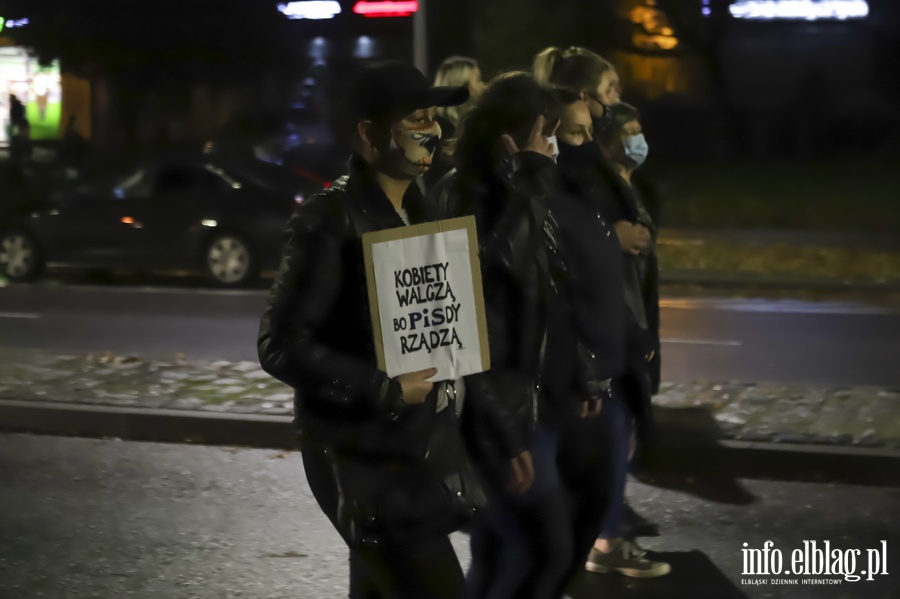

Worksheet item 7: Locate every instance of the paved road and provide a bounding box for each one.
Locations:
[0,434,897,599]
[2,281,899,386]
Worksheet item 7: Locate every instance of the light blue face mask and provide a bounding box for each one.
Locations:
[547,135,560,163]
[622,133,649,167]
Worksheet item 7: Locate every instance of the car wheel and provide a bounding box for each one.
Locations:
[204,234,257,287]
[0,229,44,282]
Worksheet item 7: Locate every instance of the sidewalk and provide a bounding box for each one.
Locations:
[1,348,898,452]
[656,227,900,290]
[659,227,900,253]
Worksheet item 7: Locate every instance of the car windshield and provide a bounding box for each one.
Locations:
[219,159,310,195]
[71,165,143,197]
[112,169,148,198]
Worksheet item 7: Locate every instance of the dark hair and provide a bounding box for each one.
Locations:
[455,72,560,180]
[551,87,582,106]
[534,46,615,93]
[597,102,641,157]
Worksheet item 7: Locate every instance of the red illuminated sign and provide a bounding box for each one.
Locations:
[353,1,419,17]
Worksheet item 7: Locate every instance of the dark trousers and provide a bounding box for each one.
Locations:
[595,393,630,539]
[466,428,573,599]
[348,538,467,599]
[556,395,631,588]
[299,433,468,599]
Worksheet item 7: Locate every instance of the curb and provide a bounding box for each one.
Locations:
[659,270,900,291]
[0,399,296,449]
[640,437,900,488]
[2,399,899,485]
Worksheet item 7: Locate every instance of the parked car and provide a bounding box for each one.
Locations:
[0,152,313,287]
[225,127,347,188]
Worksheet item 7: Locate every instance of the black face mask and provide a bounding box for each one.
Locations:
[557,139,604,168]
[591,111,615,142]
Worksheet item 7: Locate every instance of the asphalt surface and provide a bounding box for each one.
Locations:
[0,433,897,599]
[1,280,899,386]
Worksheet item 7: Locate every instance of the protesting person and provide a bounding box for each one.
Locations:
[433,56,486,140]
[536,48,668,579]
[424,56,487,192]
[534,47,621,138]
[544,88,634,589]
[433,72,594,599]
[258,61,488,599]
[583,100,666,578]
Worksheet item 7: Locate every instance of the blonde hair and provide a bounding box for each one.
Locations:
[533,46,615,93]
[433,56,479,129]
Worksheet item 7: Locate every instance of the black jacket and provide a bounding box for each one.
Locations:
[557,145,660,443]
[554,150,628,395]
[599,170,661,385]
[259,154,442,457]
[431,152,576,468]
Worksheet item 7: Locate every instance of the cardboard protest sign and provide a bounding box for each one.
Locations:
[362,215,490,381]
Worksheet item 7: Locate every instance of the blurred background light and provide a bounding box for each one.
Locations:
[308,36,329,59]
[729,0,869,20]
[277,1,341,20]
[354,36,375,58]
[352,1,419,18]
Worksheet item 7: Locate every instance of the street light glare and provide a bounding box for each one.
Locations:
[277,1,342,20]
[353,1,419,18]
[729,0,869,20]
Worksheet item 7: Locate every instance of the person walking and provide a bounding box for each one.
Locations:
[584,101,667,579]
[534,49,668,580]
[258,61,483,599]
[424,56,487,192]
[433,72,605,599]
[533,47,621,139]
[8,94,25,132]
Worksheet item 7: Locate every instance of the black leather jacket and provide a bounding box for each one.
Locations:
[259,155,442,456]
[431,152,564,467]
[555,145,629,392]
[550,191,627,401]
[557,144,659,443]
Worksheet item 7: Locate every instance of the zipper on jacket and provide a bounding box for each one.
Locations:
[533,331,547,428]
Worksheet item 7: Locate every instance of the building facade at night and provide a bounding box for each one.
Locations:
[0,21,91,143]
[606,0,898,158]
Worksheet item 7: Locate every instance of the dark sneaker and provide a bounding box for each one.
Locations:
[585,539,671,578]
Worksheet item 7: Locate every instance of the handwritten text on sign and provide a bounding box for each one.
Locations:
[365,217,489,380]
[392,263,463,355]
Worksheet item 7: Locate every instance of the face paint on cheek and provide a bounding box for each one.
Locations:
[393,124,441,168]
[379,125,441,178]
[421,132,440,155]
[408,123,441,151]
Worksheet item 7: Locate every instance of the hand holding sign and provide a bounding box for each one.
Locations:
[363,216,489,381]
[395,367,439,405]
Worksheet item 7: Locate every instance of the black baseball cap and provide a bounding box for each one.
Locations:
[346,61,470,127]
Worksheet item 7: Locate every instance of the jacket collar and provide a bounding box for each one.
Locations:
[346,154,434,226]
